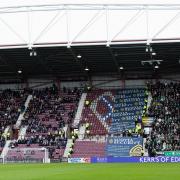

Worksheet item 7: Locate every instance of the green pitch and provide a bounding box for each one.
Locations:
[0,163,179,180]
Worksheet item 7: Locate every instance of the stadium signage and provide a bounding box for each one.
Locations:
[164,151,180,157]
[91,156,180,163]
[106,137,143,156]
[68,158,91,163]
[111,138,141,145]
[139,156,180,163]
[142,117,154,126]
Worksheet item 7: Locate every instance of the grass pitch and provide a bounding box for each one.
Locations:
[0,163,179,180]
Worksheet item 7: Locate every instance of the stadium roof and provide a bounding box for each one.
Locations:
[1,0,180,48]
[0,1,179,80]
[0,43,179,80]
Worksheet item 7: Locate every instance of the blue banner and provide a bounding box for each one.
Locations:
[91,156,180,163]
[106,137,143,157]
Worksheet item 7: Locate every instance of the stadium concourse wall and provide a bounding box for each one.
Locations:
[68,157,180,163]
[0,76,179,90]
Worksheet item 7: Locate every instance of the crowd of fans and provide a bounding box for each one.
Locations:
[0,82,179,159]
[0,89,28,150]
[19,86,81,159]
[10,132,67,159]
[145,82,180,156]
[22,86,81,131]
[0,89,27,126]
[0,136,5,150]
[0,85,82,159]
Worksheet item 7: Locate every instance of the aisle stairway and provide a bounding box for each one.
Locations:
[73,93,87,127]
[15,95,33,128]
[18,125,28,140]
[147,92,152,114]
[0,140,11,159]
[78,124,86,140]
[63,139,73,158]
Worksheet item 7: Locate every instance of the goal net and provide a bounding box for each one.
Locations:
[3,147,50,163]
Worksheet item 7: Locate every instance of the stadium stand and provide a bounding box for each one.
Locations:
[0,89,28,148]
[145,82,180,156]
[1,6,180,180]
[110,89,145,133]
[6,86,82,161]
[81,89,113,135]
[0,89,27,127]
[81,88,145,136]
[1,83,179,161]
[71,88,146,158]
[71,140,106,158]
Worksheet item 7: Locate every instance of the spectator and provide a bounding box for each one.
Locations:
[145,82,180,155]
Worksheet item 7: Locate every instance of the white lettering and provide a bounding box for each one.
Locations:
[139,157,144,163]
[165,157,169,162]
[161,157,166,162]
[171,157,175,162]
